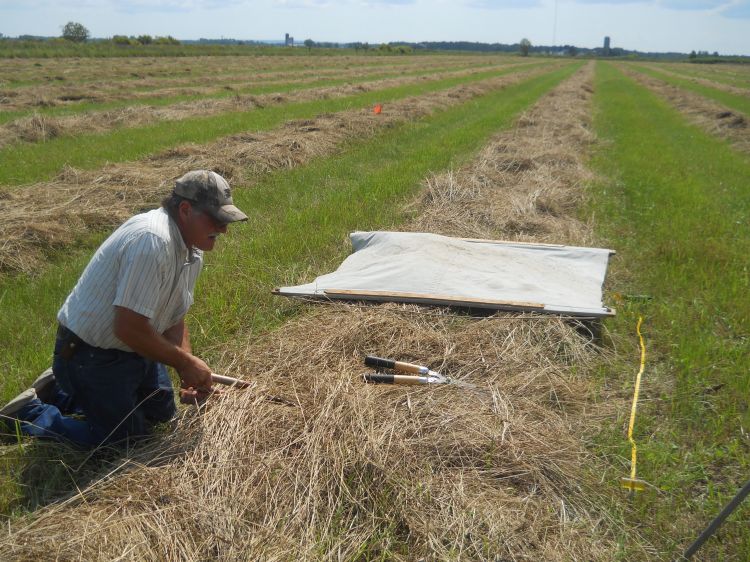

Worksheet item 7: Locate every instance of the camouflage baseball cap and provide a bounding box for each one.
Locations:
[174,170,248,224]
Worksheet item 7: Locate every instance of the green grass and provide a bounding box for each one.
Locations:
[0,60,514,126]
[589,62,750,560]
[0,62,557,186]
[0,41,399,59]
[0,56,432,88]
[659,64,750,89]
[627,63,750,117]
[0,63,579,514]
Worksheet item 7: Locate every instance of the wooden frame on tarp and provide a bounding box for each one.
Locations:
[273,231,616,318]
[272,287,615,317]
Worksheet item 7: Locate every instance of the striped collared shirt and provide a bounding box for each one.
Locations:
[58,208,203,352]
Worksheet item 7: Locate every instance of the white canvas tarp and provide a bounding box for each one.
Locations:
[275,231,615,317]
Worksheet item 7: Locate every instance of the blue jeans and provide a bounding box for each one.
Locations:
[18,327,176,448]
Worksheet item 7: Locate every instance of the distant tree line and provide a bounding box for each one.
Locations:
[302,39,412,54]
[2,24,746,63]
[367,40,696,60]
[688,49,728,63]
[112,34,180,46]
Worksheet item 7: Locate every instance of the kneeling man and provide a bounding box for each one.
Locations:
[1,170,247,447]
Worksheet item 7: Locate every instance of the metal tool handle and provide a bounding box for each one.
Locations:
[364,355,428,375]
[363,372,429,385]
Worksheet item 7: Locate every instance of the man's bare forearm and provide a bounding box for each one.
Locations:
[163,318,191,353]
[114,307,190,370]
[114,306,211,388]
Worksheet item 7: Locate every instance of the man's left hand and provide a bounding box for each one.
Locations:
[179,384,223,405]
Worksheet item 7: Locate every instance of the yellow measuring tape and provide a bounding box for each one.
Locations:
[621,316,648,492]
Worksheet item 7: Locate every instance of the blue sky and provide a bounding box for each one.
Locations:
[1,0,748,55]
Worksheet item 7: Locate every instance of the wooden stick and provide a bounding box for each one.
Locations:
[209,373,296,407]
[211,373,252,388]
[363,372,434,385]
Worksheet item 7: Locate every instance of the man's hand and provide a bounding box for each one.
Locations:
[176,353,213,391]
[114,307,217,399]
[179,385,221,405]
[179,366,224,405]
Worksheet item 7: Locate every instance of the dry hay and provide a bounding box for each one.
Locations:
[0,62,524,149]
[646,64,750,98]
[0,62,624,561]
[0,56,509,114]
[620,65,750,154]
[0,65,556,276]
[2,306,615,561]
[408,65,598,247]
[658,62,750,85]
[0,55,484,101]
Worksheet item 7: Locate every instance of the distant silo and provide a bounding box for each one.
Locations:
[604,36,611,56]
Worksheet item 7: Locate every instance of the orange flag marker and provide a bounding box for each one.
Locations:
[374,104,382,115]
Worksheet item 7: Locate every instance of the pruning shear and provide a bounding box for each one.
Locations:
[362,355,453,386]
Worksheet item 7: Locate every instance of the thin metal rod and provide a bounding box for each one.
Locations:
[678,478,750,560]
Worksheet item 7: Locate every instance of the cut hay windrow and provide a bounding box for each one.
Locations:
[1,62,625,561]
[0,61,535,149]
[0,54,483,91]
[617,64,750,154]
[659,62,750,89]
[1,63,561,188]
[0,64,562,276]
[0,53,334,87]
[0,56,509,113]
[0,58,481,122]
[405,71,598,247]
[635,63,750,97]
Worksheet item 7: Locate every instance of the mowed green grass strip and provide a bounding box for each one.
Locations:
[0,62,557,186]
[660,64,750,89]
[590,63,750,559]
[627,63,750,116]
[0,60,515,126]
[0,64,578,413]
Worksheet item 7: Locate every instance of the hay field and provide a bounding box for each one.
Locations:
[640,61,750,91]
[617,63,750,154]
[1,53,749,560]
